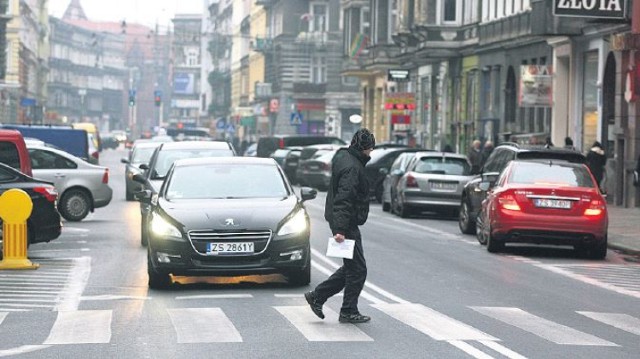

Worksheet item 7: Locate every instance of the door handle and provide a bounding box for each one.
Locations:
[54,174,66,178]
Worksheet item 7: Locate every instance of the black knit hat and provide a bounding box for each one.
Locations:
[350,128,376,151]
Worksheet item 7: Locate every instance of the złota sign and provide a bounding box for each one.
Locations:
[554,0,626,18]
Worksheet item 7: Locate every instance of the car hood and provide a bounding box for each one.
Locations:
[158,195,300,231]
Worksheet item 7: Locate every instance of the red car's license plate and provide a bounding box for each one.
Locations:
[534,199,571,209]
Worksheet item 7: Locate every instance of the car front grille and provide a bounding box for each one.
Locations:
[187,230,273,255]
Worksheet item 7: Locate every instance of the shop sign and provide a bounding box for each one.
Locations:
[519,65,553,108]
[385,93,416,111]
[553,0,626,19]
[388,69,410,82]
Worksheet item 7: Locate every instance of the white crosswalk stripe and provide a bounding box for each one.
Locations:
[373,303,496,341]
[167,308,243,343]
[577,312,640,336]
[471,307,617,346]
[534,264,640,299]
[44,310,112,344]
[274,306,373,342]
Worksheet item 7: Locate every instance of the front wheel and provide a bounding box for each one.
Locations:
[60,189,91,222]
[147,253,172,289]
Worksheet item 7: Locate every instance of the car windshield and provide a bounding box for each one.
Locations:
[166,164,288,200]
[509,162,595,187]
[153,149,234,179]
[131,147,158,164]
[414,157,470,175]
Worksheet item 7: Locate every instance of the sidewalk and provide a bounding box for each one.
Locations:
[607,206,640,254]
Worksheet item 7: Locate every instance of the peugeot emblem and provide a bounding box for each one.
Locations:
[224,218,237,226]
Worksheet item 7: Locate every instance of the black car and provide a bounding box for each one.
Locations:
[135,157,317,289]
[270,147,302,184]
[257,135,346,158]
[365,147,424,202]
[458,143,587,234]
[137,141,236,246]
[0,163,61,245]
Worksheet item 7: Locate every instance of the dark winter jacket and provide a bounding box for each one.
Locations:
[586,146,607,185]
[324,147,371,234]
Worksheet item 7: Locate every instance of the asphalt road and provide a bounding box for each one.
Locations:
[1,147,640,359]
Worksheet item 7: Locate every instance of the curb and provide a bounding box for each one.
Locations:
[608,242,640,255]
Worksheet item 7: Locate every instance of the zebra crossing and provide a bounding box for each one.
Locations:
[1,302,638,352]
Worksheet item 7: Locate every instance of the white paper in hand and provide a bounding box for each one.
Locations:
[326,237,355,259]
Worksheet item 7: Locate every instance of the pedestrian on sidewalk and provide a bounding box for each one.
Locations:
[468,140,482,175]
[564,137,576,151]
[305,128,375,324]
[586,141,607,193]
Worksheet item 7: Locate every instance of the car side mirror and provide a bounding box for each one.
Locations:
[391,169,405,176]
[120,157,129,164]
[132,173,146,184]
[379,168,389,175]
[479,172,500,191]
[478,182,491,192]
[139,163,149,171]
[300,187,317,202]
[134,189,152,202]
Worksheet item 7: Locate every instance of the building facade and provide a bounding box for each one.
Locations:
[171,15,204,129]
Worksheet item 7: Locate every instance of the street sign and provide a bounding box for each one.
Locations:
[290,111,303,125]
[216,118,227,130]
[226,123,236,134]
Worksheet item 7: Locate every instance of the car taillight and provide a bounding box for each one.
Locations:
[584,199,605,216]
[322,163,331,172]
[498,194,521,211]
[102,169,109,184]
[33,186,58,202]
[279,138,285,149]
[406,174,418,188]
[92,151,99,159]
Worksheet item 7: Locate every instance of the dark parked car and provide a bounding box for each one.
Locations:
[257,135,346,158]
[296,149,338,191]
[136,157,317,289]
[270,147,303,184]
[458,143,587,235]
[136,141,236,246]
[296,144,344,186]
[0,162,61,246]
[366,147,423,202]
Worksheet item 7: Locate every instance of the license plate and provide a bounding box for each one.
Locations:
[207,242,254,254]
[308,165,319,170]
[534,199,572,209]
[430,181,457,191]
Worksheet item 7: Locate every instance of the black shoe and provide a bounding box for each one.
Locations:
[339,313,371,323]
[304,291,325,319]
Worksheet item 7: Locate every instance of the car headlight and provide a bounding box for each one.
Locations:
[277,210,308,236]
[150,213,182,239]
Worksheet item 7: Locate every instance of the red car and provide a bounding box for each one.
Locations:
[476,160,607,259]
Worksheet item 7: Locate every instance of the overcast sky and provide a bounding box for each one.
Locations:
[49,0,204,28]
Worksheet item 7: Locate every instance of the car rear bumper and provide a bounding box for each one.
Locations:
[93,186,113,209]
[149,234,310,276]
[302,173,331,188]
[492,212,607,245]
[403,190,460,208]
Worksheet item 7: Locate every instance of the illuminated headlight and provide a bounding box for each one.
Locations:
[277,210,308,236]
[150,213,182,239]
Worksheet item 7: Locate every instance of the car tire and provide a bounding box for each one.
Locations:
[59,189,91,222]
[589,236,608,260]
[399,201,412,218]
[141,214,149,246]
[382,201,390,212]
[475,214,487,245]
[287,251,311,287]
[458,199,476,234]
[125,184,134,201]
[486,225,504,253]
[147,253,171,289]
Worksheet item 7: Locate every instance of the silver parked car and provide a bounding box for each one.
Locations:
[28,145,113,221]
[121,141,162,201]
[391,152,474,218]
[381,152,420,212]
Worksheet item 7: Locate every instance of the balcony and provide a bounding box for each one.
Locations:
[292,82,326,95]
[251,37,274,53]
[295,32,329,47]
[412,23,479,58]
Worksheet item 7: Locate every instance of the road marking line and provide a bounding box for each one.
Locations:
[28,248,90,253]
[0,278,67,284]
[0,298,59,303]
[311,248,409,304]
[44,310,112,344]
[471,307,617,346]
[274,306,373,342]
[80,295,152,301]
[0,303,54,308]
[447,340,495,359]
[0,294,58,299]
[175,294,253,300]
[0,312,6,325]
[478,340,528,359]
[373,303,497,341]
[0,345,51,358]
[167,308,242,343]
[0,308,30,312]
[535,264,640,299]
[274,294,304,298]
[577,312,640,336]
[0,273,70,279]
[0,284,65,289]
[55,256,91,311]
[311,260,385,305]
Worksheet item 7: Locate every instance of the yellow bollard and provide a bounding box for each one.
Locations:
[0,189,39,270]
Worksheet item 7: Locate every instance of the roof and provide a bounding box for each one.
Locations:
[413,151,468,160]
[158,141,232,150]
[133,141,163,149]
[174,157,277,167]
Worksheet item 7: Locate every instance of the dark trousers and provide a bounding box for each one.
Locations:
[314,227,367,315]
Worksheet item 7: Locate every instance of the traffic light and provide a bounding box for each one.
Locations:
[154,90,162,107]
[128,89,136,107]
